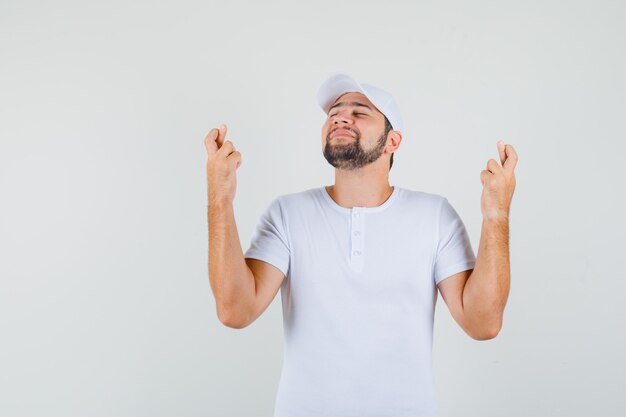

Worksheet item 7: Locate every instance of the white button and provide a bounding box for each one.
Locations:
[353,250,361,256]
[353,230,361,236]
[353,211,360,217]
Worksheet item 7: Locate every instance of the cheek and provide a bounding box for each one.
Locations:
[322,122,331,137]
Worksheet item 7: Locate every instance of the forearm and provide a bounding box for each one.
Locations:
[208,201,255,324]
[462,217,510,338]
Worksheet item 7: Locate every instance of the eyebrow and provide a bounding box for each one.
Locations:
[328,101,373,113]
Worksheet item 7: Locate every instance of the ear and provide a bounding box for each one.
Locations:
[386,130,402,153]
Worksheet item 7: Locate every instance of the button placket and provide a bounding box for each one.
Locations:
[350,208,365,268]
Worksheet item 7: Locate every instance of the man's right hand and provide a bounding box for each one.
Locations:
[204,124,242,206]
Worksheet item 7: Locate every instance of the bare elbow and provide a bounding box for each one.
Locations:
[217,306,251,330]
[220,317,250,329]
[471,329,499,341]
[470,322,502,341]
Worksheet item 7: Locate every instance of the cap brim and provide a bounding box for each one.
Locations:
[316,73,366,114]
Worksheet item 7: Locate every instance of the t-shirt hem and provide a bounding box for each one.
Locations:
[244,252,289,278]
[434,260,476,285]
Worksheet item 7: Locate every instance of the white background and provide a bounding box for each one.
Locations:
[1,0,625,416]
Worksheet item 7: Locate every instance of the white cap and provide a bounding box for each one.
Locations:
[316,72,404,133]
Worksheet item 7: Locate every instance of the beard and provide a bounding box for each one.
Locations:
[323,128,387,170]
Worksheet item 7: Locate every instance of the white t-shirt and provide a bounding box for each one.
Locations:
[244,185,476,417]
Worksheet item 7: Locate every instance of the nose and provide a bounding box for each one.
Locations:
[331,111,354,126]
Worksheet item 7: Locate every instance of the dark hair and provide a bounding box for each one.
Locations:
[383,116,394,171]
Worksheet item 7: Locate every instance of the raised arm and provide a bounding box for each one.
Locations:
[438,141,518,340]
[204,124,284,329]
[205,124,254,328]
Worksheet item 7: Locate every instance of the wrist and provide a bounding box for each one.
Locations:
[482,214,509,224]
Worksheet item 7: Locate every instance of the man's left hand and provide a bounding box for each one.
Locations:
[480,140,518,221]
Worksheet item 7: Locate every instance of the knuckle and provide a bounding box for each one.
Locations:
[211,155,225,167]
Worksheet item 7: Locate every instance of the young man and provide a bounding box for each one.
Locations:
[205,73,518,417]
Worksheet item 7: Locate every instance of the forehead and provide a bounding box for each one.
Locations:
[329,92,380,113]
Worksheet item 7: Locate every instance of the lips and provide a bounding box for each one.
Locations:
[331,129,355,139]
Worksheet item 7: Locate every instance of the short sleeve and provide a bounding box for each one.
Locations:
[433,197,476,285]
[244,197,291,278]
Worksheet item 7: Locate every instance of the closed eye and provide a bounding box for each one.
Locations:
[329,112,366,117]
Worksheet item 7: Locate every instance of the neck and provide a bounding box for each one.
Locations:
[326,161,393,208]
